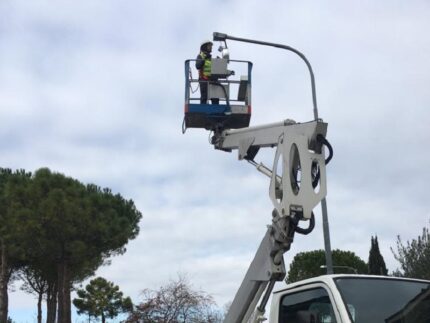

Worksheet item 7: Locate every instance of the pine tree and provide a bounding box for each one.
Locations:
[73,277,133,323]
[5,168,142,323]
[368,235,388,275]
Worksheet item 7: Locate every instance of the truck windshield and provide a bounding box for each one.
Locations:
[335,277,430,323]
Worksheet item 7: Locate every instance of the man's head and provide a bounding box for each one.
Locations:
[200,40,213,53]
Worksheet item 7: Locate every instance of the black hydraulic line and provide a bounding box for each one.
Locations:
[257,279,276,315]
[317,134,333,165]
[312,163,320,189]
[295,212,315,235]
[312,135,334,188]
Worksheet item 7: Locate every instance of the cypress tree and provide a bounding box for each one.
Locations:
[368,235,388,275]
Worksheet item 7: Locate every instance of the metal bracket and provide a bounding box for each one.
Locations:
[269,126,327,219]
[238,137,255,160]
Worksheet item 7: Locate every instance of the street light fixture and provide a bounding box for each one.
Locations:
[213,32,319,120]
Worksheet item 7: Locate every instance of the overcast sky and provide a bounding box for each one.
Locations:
[1,0,430,322]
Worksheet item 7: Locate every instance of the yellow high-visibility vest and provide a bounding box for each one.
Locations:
[199,52,211,79]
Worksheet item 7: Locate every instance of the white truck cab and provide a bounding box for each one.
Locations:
[269,274,430,323]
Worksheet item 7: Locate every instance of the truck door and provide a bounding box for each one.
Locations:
[277,285,341,323]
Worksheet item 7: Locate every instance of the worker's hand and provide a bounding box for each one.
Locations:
[229,70,235,76]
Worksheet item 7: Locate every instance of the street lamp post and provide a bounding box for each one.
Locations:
[213,32,334,274]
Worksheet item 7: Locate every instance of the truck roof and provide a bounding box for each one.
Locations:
[274,274,430,294]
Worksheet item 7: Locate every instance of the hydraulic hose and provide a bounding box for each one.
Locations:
[317,134,333,165]
[312,135,334,188]
[295,212,315,235]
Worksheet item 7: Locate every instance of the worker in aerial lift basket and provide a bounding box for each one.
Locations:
[195,40,219,105]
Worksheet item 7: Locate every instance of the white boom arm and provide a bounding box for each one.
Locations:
[215,120,328,220]
[213,119,330,323]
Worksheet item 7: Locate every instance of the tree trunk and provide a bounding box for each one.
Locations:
[101,312,105,323]
[0,241,9,323]
[57,260,72,323]
[57,262,64,323]
[46,280,57,323]
[63,264,71,323]
[37,291,43,323]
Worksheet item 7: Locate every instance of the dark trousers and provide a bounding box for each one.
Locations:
[199,80,219,105]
